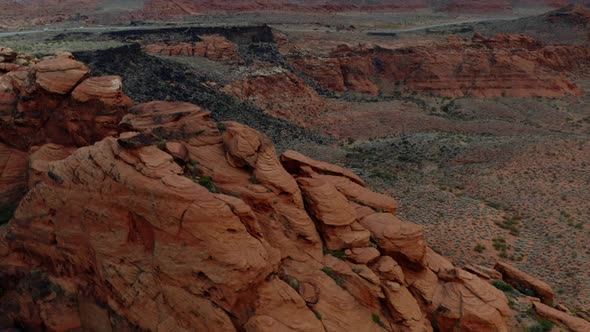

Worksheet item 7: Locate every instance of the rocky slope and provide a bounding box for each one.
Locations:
[288,33,590,98]
[0,49,583,332]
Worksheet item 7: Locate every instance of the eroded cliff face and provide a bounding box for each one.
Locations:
[289,33,590,98]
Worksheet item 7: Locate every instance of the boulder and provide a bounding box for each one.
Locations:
[34,57,90,94]
[345,247,380,265]
[71,76,132,106]
[532,301,590,332]
[281,149,364,186]
[297,177,356,227]
[359,213,426,265]
[494,262,555,305]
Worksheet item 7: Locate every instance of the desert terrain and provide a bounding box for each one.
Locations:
[0,1,589,331]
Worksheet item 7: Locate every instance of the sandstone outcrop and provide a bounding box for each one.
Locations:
[494,261,555,305]
[34,57,90,95]
[0,93,515,330]
[144,35,239,63]
[289,33,590,98]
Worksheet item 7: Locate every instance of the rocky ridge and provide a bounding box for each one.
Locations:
[0,50,588,331]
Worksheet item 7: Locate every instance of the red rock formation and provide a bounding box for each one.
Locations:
[0,95,516,331]
[222,69,327,125]
[144,35,239,63]
[494,261,555,305]
[289,34,590,98]
[0,51,132,150]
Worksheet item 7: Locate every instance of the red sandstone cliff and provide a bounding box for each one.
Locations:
[289,33,590,98]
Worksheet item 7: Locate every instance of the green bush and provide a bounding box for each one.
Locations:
[538,319,553,332]
[526,319,553,332]
[474,244,486,253]
[314,311,322,320]
[328,249,346,259]
[321,266,344,287]
[492,280,513,292]
[198,176,218,193]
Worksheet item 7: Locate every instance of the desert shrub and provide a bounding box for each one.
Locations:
[198,176,218,193]
[372,314,385,327]
[474,244,486,253]
[526,319,553,332]
[495,217,521,236]
[287,277,299,290]
[492,238,509,251]
[327,249,346,259]
[321,266,344,287]
[492,280,514,292]
[314,311,323,320]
